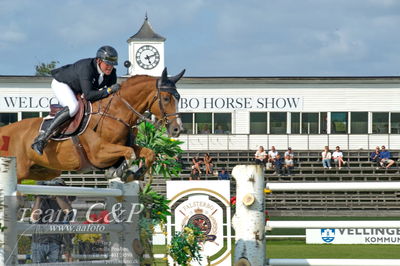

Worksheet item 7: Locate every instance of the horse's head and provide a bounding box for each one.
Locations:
[150,68,185,137]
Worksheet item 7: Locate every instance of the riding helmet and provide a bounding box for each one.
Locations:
[96,45,118,66]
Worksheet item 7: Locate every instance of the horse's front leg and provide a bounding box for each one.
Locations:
[81,134,137,180]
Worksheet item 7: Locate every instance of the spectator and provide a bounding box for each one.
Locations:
[332,146,346,170]
[191,156,203,174]
[215,124,224,134]
[30,178,74,263]
[284,147,294,160]
[218,168,230,180]
[203,153,214,175]
[379,145,395,169]
[274,153,284,176]
[268,146,279,166]
[190,168,200,180]
[254,146,267,166]
[370,146,381,169]
[321,146,332,169]
[283,153,294,176]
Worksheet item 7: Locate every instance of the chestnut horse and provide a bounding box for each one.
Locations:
[0,68,184,183]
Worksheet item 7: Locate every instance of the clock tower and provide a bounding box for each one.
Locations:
[127,15,166,76]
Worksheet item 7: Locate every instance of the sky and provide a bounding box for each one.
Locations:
[1,0,400,77]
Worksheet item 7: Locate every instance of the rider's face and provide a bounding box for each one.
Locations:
[98,60,114,75]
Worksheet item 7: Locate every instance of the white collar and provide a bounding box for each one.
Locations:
[96,63,104,76]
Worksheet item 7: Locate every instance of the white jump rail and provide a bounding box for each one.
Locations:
[267,259,400,266]
[266,181,400,191]
[17,184,123,197]
[267,220,400,229]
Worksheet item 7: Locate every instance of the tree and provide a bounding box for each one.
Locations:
[35,61,59,76]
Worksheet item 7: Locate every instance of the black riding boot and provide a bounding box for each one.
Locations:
[31,106,71,155]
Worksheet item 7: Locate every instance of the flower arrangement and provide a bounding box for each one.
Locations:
[139,183,172,264]
[168,224,205,266]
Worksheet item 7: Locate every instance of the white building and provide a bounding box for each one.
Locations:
[1,17,399,151]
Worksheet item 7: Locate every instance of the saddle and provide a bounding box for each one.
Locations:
[40,96,92,141]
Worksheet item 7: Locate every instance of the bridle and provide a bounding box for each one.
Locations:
[92,79,180,130]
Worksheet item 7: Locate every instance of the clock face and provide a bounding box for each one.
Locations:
[136,45,160,70]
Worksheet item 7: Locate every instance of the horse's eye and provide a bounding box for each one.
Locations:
[163,97,170,103]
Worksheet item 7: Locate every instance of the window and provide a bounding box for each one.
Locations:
[331,112,348,134]
[291,113,300,134]
[372,112,388,134]
[195,113,212,134]
[320,112,327,134]
[22,112,40,119]
[391,113,400,134]
[0,113,18,127]
[270,112,287,134]
[351,112,368,134]
[302,113,318,134]
[181,113,193,134]
[250,112,267,134]
[214,113,231,134]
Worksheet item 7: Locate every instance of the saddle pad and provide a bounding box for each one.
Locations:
[39,101,92,141]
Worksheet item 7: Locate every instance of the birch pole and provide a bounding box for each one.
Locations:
[232,165,265,266]
[0,157,17,266]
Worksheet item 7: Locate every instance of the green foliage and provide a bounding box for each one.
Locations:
[140,183,171,223]
[139,183,171,264]
[35,61,59,76]
[136,122,184,178]
[168,224,205,266]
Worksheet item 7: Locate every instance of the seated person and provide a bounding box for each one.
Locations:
[254,146,268,166]
[214,124,224,134]
[283,154,294,176]
[190,168,200,180]
[321,146,332,169]
[379,146,395,169]
[268,146,279,166]
[218,168,230,180]
[284,147,294,160]
[370,146,381,169]
[203,153,214,175]
[200,124,211,134]
[274,153,284,176]
[191,156,203,174]
[332,146,346,169]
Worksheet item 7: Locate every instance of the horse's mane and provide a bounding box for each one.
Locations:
[121,75,156,90]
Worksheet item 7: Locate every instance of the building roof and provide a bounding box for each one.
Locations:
[127,15,166,42]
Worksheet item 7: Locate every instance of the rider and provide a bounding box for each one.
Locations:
[31,45,121,155]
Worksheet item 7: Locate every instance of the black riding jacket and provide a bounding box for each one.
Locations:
[51,58,117,102]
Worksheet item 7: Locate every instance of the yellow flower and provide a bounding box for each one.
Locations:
[157,211,162,215]
[163,231,168,236]
[162,257,168,261]
[183,246,190,254]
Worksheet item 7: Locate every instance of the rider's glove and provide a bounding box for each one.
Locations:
[107,84,121,94]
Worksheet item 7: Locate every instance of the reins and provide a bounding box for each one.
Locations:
[90,79,179,130]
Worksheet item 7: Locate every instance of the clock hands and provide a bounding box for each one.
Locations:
[145,53,156,64]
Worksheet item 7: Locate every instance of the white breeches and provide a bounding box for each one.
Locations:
[51,79,79,117]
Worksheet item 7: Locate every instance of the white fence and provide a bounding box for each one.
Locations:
[0,157,140,266]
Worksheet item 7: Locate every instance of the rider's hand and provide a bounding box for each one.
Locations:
[107,84,120,94]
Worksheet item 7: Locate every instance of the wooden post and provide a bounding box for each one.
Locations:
[0,157,18,266]
[232,165,265,266]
